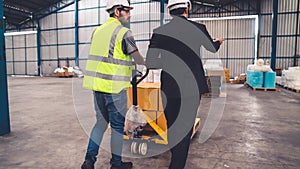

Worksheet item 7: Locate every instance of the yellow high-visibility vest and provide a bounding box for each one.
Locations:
[83,17,133,94]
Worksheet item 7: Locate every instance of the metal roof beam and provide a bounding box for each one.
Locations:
[35,0,76,20]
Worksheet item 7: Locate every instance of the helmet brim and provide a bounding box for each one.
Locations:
[106,5,134,12]
[122,6,134,10]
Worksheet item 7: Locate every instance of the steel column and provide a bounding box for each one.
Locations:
[160,0,165,26]
[75,0,79,66]
[256,0,261,61]
[0,0,11,136]
[294,0,300,66]
[12,36,15,74]
[24,35,27,75]
[36,20,42,76]
[271,0,278,71]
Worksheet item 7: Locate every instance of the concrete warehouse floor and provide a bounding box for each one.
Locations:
[0,77,299,169]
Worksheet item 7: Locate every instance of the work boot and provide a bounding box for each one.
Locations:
[110,162,133,169]
[81,156,94,169]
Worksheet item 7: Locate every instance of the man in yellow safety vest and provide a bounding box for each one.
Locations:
[81,0,144,169]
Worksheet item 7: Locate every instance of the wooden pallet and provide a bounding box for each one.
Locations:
[245,83,280,92]
[276,83,300,93]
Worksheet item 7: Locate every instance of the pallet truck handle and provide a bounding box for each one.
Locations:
[137,69,149,85]
[131,69,150,106]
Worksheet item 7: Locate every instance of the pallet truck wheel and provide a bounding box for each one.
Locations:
[131,142,138,154]
[138,142,147,155]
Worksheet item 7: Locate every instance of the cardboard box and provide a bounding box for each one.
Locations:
[224,68,230,83]
[224,77,231,83]
[64,71,75,77]
[224,68,230,74]
[231,79,240,84]
[128,82,163,111]
[55,72,63,77]
[63,67,74,77]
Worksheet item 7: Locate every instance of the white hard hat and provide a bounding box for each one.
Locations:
[106,0,133,12]
[167,0,192,11]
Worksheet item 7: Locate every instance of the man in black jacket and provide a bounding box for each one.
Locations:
[145,0,224,168]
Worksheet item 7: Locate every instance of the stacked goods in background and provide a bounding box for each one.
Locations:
[246,71,263,88]
[246,59,276,89]
[231,73,246,84]
[54,66,75,77]
[127,82,163,112]
[141,69,161,83]
[264,72,276,88]
[127,82,167,132]
[275,67,282,76]
[206,76,221,96]
[203,60,224,97]
[224,68,230,83]
[277,67,300,90]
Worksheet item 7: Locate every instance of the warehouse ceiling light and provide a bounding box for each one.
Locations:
[4,31,37,36]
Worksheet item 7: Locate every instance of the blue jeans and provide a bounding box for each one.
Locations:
[85,89,127,166]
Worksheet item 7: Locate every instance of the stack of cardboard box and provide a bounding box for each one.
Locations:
[224,68,230,83]
[127,82,167,132]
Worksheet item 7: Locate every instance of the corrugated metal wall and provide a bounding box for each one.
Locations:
[5,32,38,76]
[190,0,300,76]
[260,0,300,69]
[191,18,256,77]
[130,0,161,57]
[39,0,161,75]
[190,1,259,77]
[40,4,76,76]
[5,0,300,76]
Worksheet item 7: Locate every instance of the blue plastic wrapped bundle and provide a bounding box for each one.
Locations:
[247,70,263,88]
[264,72,276,88]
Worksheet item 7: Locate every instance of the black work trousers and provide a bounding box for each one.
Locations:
[162,95,200,169]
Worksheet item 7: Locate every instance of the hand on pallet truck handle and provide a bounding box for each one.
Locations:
[131,69,149,86]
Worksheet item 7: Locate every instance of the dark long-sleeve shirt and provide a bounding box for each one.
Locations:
[146,16,221,98]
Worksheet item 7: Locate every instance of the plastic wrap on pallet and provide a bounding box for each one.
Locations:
[204,59,223,70]
[282,67,300,89]
[125,106,147,139]
[247,64,255,71]
[276,76,282,85]
[247,70,263,88]
[264,72,276,88]
[248,59,272,72]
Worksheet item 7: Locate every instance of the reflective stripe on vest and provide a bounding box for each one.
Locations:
[83,17,132,94]
[88,55,133,66]
[85,70,131,81]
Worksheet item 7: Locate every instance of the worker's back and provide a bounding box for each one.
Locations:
[83,18,133,94]
[147,16,220,98]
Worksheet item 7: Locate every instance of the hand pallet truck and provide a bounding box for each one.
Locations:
[124,69,201,156]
